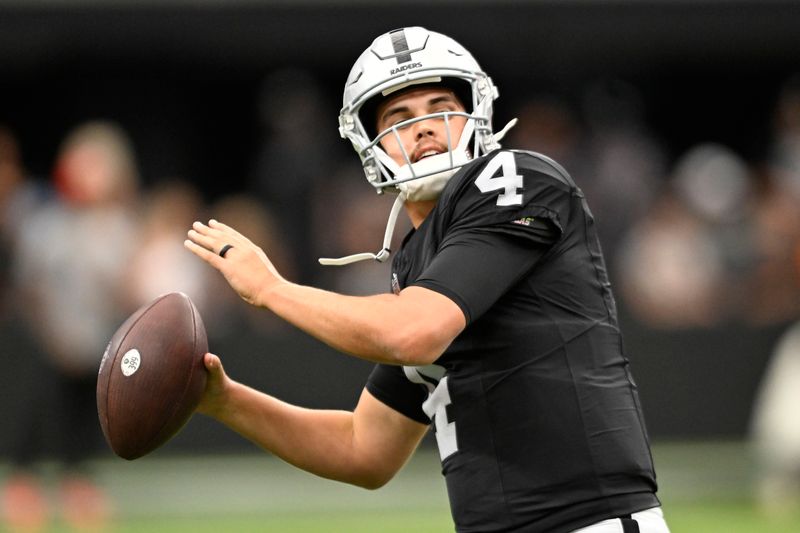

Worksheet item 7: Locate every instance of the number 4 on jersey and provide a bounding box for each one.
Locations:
[475,151,524,206]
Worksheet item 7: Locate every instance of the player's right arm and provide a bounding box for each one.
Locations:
[185,219,465,367]
[197,353,428,490]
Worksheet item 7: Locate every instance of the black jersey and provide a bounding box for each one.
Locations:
[366,150,660,533]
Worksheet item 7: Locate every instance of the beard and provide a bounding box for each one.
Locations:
[397,167,459,201]
[395,148,471,201]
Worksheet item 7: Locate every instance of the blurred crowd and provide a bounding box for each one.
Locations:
[1,69,799,529]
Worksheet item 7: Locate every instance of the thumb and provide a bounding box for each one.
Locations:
[204,352,223,376]
[197,352,228,417]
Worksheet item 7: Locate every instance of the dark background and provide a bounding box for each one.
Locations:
[2,1,798,193]
[1,0,799,455]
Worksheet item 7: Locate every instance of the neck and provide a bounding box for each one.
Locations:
[404,199,437,228]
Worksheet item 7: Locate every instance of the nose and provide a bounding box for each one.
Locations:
[412,118,437,141]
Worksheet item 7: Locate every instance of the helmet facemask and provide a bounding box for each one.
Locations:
[371,105,473,201]
[340,71,501,199]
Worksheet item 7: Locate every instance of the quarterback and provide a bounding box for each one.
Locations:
[185,27,670,533]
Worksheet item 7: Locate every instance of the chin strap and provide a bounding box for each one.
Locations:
[485,118,518,150]
[318,194,405,266]
[318,118,518,267]
[495,118,518,142]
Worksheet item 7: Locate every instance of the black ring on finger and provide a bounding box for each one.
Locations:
[219,244,234,258]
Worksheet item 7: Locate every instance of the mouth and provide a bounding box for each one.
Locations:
[412,145,447,163]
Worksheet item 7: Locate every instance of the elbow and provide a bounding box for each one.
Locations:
[349,467,395,491]
[376,288,465,366]
[384,324,449,367]
[356,475,391,491]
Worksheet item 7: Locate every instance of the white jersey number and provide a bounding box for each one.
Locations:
[403,366,457,461]
[422,377,458,461]
[475,151,524,206]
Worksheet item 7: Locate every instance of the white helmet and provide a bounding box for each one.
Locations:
[339,27,515,198]
[321,27,515,266]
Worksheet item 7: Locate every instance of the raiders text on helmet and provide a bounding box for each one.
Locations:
[390,62,423,76]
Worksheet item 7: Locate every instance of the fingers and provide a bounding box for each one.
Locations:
[184,238,221,266]
[199,219,246,243]
[208,218,234,233]
[189,220,226,250]
[209,219,255,247]
[186,222,211,253]
[185,219,243,259]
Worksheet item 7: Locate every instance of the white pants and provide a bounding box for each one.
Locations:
[570,507,670,533]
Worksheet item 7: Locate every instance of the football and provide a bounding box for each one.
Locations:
[97,292,208,460]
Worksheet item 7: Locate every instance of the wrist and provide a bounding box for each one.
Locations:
[199,378,238,420]
[255,277,290,309]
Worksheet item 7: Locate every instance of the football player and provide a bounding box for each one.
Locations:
[185,27,670,533]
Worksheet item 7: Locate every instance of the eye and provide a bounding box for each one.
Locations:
[381,114,410,130]
[434,104,459,115]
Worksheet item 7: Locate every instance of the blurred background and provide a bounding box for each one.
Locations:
[1,0,800,531]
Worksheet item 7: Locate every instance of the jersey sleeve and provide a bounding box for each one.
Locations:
[445,150,573,241]
[365,364,430,425]
[413,227,554,324]
[412,150,569,323]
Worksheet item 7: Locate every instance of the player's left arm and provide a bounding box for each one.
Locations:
[185,220,465,367]
[198,352,428,489]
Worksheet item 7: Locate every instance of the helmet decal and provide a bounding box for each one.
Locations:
[390,29,413,64]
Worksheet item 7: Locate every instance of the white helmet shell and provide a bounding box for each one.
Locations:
[339,27,500,194]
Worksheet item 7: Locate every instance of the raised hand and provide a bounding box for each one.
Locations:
[185,219,286,307]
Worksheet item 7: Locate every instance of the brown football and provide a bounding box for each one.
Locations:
[97,292,208,460]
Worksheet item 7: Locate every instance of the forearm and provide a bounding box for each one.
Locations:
[207,380,374,487]
[259,282,454,366]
